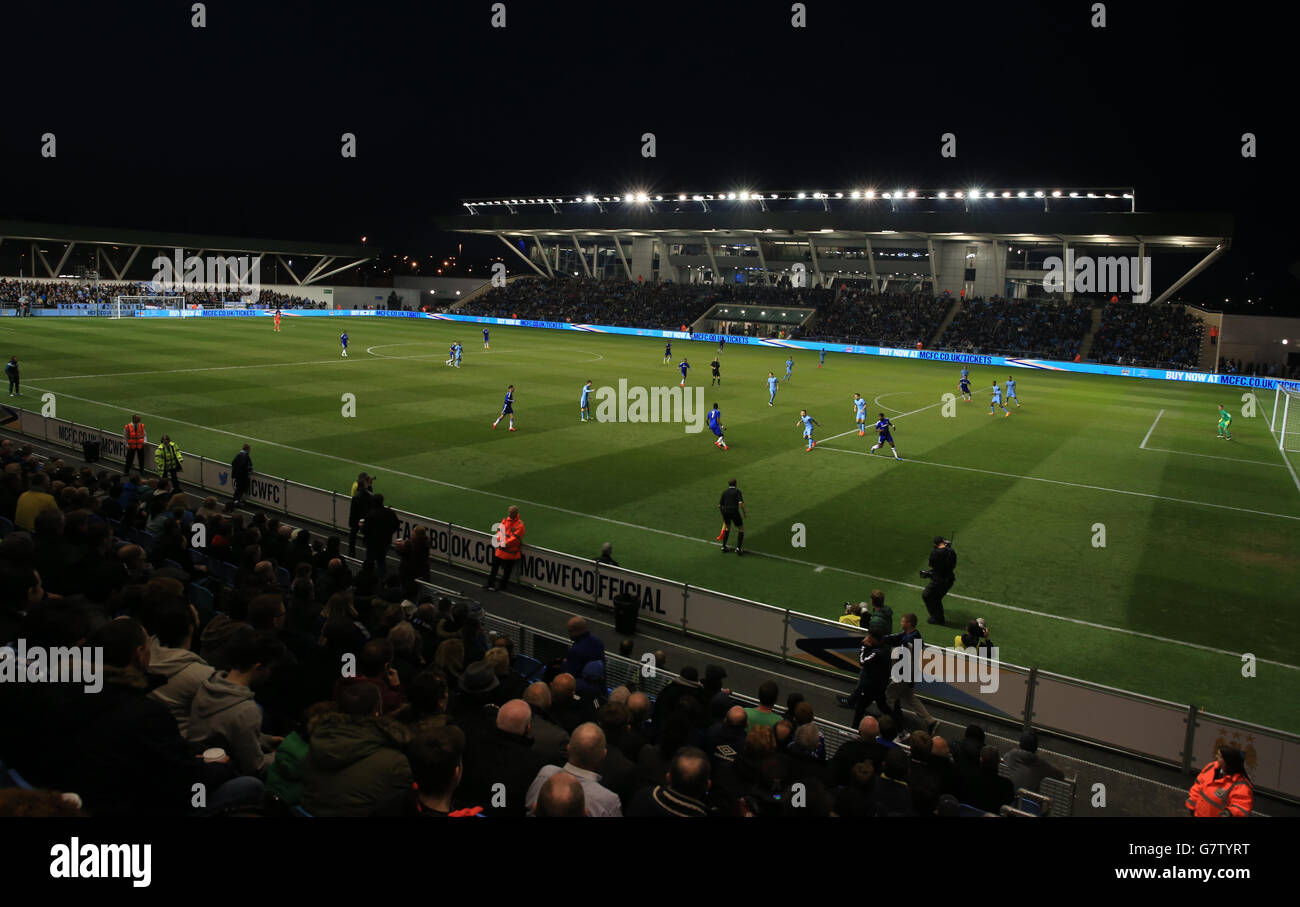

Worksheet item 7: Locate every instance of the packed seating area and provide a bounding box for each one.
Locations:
[805,290,950,347]
[459,278,712,328]
[0,438,1075,818]
[0,278,321,310]
[938,299,1093,360]
[1089,303,1204,369]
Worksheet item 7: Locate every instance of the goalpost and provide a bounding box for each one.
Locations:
[113,295,186,318]
[1274,384,1300,457]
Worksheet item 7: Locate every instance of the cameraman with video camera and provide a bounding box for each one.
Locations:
[920,536,956,626]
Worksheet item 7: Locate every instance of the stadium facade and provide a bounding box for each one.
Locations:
[436,188,1232,305]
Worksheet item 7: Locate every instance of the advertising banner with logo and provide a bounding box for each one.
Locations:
[1191,714,1300,800]
[594,564,686,627]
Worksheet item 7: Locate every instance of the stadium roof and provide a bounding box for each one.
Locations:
[0,220,375,285]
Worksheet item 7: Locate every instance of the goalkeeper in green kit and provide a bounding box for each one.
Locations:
[1217,404,1232,440]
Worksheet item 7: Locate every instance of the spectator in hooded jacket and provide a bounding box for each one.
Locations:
[187,628,285,776]
[147,600,216,737]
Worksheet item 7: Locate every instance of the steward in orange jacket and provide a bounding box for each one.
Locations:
[484,505,525,592]
[1186,747,1253,817]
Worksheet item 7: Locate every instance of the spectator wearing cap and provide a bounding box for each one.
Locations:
[628,746,712,817]
[1003,731,1064,793]
[560,615,605,678]
[576,659,608,705]
[451,661,503,740]
[525,722,622,817]
[1186,746,1253,817]
[458,699,547,816]
[743,680,782,730]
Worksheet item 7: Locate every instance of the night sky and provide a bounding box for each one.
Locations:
[0,0,1292,312]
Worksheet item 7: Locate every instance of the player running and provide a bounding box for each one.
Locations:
[340,332,349,358]
[679,357,690,387]
[482,327,490,350]
[989,381,1010,417]
[1006,376,1021,407]
[663,340,672,365]
[273,306,282,332]
[492,385,517,431]
[819,348,826,368]
[854,393,868,436]
[961,365,970,385]
[1217,403,1233,440]
[797,409,820,452]
[959,372,972,402]
[580,380,593,422]
[767,372,780,406]
[717,337,726,354]
[454,342,463,368]
[707,403,728,450]
[784,356,794,382]
[870,413,902,460]
[710,356,721,386]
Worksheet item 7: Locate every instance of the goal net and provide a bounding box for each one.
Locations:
[113,295,186,318]
[1273,384,1300,462]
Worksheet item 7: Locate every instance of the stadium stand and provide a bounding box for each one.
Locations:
[0,278,321,310]
[935,298,1093,361]
[1088,302,1204,369]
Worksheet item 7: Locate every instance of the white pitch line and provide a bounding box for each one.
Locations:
[1260,395,1300,496]
[23,385,1300,668]
[34,357,357,382]
[1142,446,1285,468]
[1139,408,1164,449]
[816,443,1300,522]
[822,395,954,444]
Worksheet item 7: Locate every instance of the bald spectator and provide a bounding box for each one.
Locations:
[830,715,885,785]
[628,746,712,817]
[621,691,651,760]
[548,672,596,733]
[922,734,961,797]
[522,681,569,766]
[534,770,586,817]
[607,686,631,706]
[525,722,621,817]
[705,705,749,770]
[458,699,547,816]
[560,616,605,677]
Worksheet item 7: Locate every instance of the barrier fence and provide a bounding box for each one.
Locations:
[7,405,1298,802]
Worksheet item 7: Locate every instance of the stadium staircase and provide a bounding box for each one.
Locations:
[1074,306,1105,361]
[1196,328,1218,372]
[929,297,963,347]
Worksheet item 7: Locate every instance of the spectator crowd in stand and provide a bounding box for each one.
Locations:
[0,279,320,311]
[806,290,949,347]
[937,298,1093,360]
[1089,303,1203,369]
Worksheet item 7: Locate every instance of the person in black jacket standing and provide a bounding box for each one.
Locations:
[920,536,956,625]
[348,475,374,557]
[837,628,891,729]
[231,444,253,504]
[362,493,399,576]
[5,356,18,396]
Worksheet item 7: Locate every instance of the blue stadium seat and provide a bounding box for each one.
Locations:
[513,654,546,682]
[958,803,993,817]
[293,806,314,818]
[0,515,14,535]
[277,567,291,589]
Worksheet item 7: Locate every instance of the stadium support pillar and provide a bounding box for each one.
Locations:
[990,239,1005,298]
[864,236,878,293]
[530,236,554,277]
[1150,242,1228,306]
[654,238,679,283]
[808,238,823,288]
[569,236,592,278]
[750,234,771,285]
[496,234,546,277]
[926,238,938,296]
[703,235,721,284]
[609,234,632,280]
[1061,240,1073,302]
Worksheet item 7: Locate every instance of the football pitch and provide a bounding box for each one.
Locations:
[10,316,1300,732]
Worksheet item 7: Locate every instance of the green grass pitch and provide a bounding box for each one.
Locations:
[10,316,1300,732]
